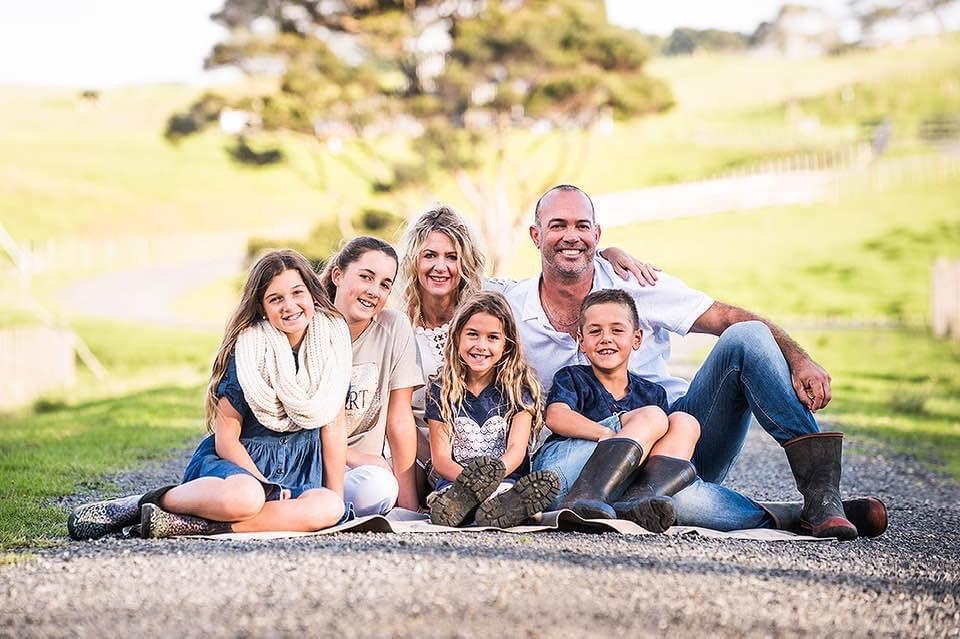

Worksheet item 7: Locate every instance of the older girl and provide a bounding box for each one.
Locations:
[319,237,423,516]
[68,250,350,539]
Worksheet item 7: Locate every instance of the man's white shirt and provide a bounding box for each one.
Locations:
[498,257,714,407]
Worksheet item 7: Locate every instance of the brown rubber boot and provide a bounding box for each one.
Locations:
[611,456,697,533]
[783,432,858,540]
[559,438,644,520]
[760,496,888,538]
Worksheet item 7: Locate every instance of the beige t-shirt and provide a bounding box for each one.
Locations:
[346,309,424,456]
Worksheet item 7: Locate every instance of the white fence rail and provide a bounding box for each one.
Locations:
[0,327,76,409]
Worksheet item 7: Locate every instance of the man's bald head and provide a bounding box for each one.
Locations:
[533,184,595,227]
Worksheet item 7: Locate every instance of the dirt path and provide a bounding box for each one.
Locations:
[54,171,840,328]
[4,424,958,638]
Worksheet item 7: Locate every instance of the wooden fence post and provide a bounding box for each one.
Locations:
[932,258,960,340]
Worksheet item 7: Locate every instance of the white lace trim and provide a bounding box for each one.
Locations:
[415,322,449,371]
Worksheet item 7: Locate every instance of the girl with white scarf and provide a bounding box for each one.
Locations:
[68,250,352,540]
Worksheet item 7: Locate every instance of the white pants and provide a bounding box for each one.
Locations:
[344,465,399,517]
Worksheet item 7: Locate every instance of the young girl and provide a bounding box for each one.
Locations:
[319,237,423,515]
[68,249,350,540]
[425,291,560,528]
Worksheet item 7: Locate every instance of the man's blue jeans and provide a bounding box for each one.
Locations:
[532,321,819,530]
[671,320,819,483]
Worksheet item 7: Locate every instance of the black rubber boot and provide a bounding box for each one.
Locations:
[760,496,888,538]
[473,471,561,528]
[428,457,506,527]
[139,503,234,539]
[68,494,143,541]
[783,432,858,540]
[559,438,645,520]
[611,456,697,533]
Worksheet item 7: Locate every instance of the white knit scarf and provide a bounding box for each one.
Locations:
[234,312,352,432]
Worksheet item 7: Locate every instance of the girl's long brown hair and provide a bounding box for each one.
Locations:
[204,249,340,433]
[317,235,398,303]
[436,291,543,443]
[397,206,485,327]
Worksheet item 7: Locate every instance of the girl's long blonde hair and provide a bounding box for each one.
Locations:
[204,249,340,433]
[436,291,544,443]
[398,206,485,327]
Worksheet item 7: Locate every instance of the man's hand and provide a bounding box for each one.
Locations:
[599,247,661,286]
[789,356,832,412]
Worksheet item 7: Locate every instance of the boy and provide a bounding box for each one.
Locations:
[538,288,701,532]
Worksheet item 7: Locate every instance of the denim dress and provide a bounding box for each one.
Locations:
[181,352,325,501]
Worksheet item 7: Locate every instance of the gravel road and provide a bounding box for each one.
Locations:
[3,425,958,638]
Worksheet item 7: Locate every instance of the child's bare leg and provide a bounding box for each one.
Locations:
[160,474,266,522]
[615,406,670,462]
[649,412,701,460]
[232,488,344,532]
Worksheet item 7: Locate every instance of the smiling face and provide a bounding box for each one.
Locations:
[578,301,642,374]
[262,268,316,347]
[457,311,506,384]
[331,249,397,328]
[417,231,461,302]
[530,188,601,280]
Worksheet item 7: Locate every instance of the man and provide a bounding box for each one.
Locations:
[504,184,857,538]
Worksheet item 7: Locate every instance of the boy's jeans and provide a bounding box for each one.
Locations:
[531,415,772,530]
[532,321,817,530]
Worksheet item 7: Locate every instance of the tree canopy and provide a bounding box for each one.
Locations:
[168,0,674,271]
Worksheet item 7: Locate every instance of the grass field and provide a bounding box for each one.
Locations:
[6,36,957,244]
[0,321,217,549]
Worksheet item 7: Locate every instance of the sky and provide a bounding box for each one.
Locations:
[0,1,951,88]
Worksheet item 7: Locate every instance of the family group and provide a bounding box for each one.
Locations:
[67,185,887,542]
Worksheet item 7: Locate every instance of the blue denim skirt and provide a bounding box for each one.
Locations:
[181,428,324,501]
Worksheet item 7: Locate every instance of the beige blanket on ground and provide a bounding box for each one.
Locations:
[188,508,826,541]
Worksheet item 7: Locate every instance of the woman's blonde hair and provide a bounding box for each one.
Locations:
[435,291,543,443]
[398,206,485,327]
[204,249,340,433]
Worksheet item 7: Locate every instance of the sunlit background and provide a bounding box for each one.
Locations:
[1,0,958,546]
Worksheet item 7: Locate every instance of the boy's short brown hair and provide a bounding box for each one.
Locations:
[579,288,640,330]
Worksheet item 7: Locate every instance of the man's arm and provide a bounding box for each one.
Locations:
[690,301,832,412]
